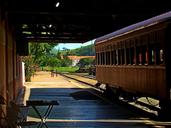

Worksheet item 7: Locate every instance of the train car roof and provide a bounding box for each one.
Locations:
[95,11,171,44]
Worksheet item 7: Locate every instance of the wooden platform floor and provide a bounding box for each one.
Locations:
[24,71,166,128]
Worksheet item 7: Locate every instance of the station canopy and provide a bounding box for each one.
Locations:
[2,0,171,43]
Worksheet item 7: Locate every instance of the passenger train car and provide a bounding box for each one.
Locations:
[95,11,171,117]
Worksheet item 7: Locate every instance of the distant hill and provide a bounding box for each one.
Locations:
[62,44,95,56]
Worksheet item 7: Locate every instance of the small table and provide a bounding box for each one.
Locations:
[26,100,59,128]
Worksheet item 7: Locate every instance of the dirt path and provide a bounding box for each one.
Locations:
[24,71,87,105]
[31,71,63,82]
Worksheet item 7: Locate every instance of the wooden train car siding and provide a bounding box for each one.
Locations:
[96,66,166,98]
[165,23,171,100]
[95,12,171,105]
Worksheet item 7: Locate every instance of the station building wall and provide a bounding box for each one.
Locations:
[0,5,24,122]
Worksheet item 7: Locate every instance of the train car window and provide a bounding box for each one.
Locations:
[130,47,135,65]
[103,52,106,65]
[111,51,114,65]
[126,48,130,65]
[96,53,98,65]
[155,45,160,65]
[116,50,119,65]
[105,52,108,65]
[103,52,105,65]
[98,53,100,65]
[107,51,110,65]
[113,50,117,65]
[155,44,164,65]
[109,51,111,65]
[121,49,125,65]
[118,49,121,65]
[101,52,104,65]
[99,52,102,65]
[97,53,100,65]
[152,50,155,63]
[107,51,109,65]
[105,52,106,65]
[136,45,148,65]
[105,52,107,65]
[99,53,101,65]
[101,52,103,65]
[107,52,111,65]
[136,46,142,65]
[109,51,112,65]
[149,44,156,65]
[159,49,164,64]
[155,32,165,64]
[142,45,147,65]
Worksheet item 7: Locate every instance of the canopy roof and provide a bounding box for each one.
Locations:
[95,11,171,44]
[2,0,171,43]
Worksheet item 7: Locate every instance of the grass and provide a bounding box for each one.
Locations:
[43,66,79,73]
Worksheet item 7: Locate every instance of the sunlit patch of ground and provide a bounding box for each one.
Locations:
[24,71,91,104]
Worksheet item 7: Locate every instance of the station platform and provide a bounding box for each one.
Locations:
[23,71,167,128]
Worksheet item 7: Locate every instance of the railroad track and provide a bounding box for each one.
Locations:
[60,73,161,120]
[60,73,98,88]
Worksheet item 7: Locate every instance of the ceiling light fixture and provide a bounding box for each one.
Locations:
[49,24,52,28]
[55,2,60,7]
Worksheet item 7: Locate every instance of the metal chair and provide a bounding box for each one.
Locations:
[0,95,38,128]
[0,95,7,127]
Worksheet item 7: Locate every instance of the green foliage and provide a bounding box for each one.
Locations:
[58,44,95,56]
[29,43,56,64]
[77,58,95,68]
[21,56,34,81]
[56,67,79,73]
[60,57,72,67]
[47,57,61,69]
[22,42,58,81]
[75,44,95,56]
[23,42,95,81]
[43,66,79,73]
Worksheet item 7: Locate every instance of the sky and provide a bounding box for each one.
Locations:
[55,40,95,50]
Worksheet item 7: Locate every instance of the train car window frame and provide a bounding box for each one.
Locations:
[159,49,164,64]
[126,48,131,65]
[121,48,125,65]
[130,47,135,65]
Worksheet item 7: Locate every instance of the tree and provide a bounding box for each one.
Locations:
[22,56,34,81]
[47,57,61,69]
[60,57,72,67]
[59,44,95,56]
[29,43,57,64]
[22,42,58,81]
[77,58,95,68]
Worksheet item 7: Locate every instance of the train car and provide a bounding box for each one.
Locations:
[95,11,171,117]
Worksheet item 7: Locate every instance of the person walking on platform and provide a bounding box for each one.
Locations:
[55,69,58,77]
[51,70,54,77]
